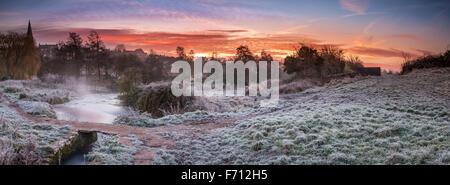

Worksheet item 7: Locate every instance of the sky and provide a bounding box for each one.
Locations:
[1,0,449,71]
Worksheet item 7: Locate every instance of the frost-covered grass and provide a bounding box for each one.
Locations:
[116,79,283,127]
[86,133,139,165]
[0,79,141,165]
[0,99,74,164]
[114,103,279,128]
[115,87,284,127]
[0,79,77,119]
[114,108,230,127]
[16,101,57,119]
[154,68,450,165]
[0,79,75,104]
[279,78,322,94]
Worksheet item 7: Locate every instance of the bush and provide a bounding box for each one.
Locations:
[16,101,57,118]
[47,97,70,105]
[284,45,363,79]
[120,83,193,118]
[3,87,20,93]
[19,93,27,99]
[284,45,323,78]
[344,56,364,73]
[401,50,450,74]
[0,137,41,165]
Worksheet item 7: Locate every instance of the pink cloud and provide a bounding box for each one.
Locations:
[207,30,249,33]
[0,12,19,16]
[339,0,370,14]
[386,34,421,41]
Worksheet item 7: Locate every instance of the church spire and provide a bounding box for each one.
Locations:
[27,20,33,39]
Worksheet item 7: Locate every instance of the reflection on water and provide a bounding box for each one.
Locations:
[61,144,92,165]
[54,93,122,124]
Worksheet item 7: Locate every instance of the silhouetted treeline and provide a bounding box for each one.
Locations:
[38,31,171,86]
[401,50,450,74]
[284,44,363,79]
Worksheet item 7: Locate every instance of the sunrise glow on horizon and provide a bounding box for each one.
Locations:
[1,0,449,71]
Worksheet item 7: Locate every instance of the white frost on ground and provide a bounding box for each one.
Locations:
[16,101,57,119]
[153,68,450,165]
[0,80,76,119]
[0,98,74,164]
[2,68,449,165]
[86,133,138,165]
[0,79,133,165]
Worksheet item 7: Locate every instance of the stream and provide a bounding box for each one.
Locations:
[54,93,123,124]
[54,93,123,165]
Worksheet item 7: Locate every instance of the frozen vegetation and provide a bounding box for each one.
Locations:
[114,96,278,127]
[0,79,75,104]
[0,79,76,119]
[153,68,449,165]
[86,133,139,165]
[1,68,448,165]
[114,108,234,127]
[0,97,74,164]
[0,78,133,165]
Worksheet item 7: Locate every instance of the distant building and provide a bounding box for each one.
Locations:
[114,48,148,61]
[26,20,33,40]
[357,67,381,76]
[39,44,58,58]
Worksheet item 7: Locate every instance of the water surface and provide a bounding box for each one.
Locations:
[54,93,122,124]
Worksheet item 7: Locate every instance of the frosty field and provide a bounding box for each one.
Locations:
[0,68,449,165]
[153,68,449,165]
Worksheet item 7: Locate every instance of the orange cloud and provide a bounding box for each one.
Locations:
[97,30,323,58]
[31,26,430,71]
[207,30,249,33]
[347,46,420,58]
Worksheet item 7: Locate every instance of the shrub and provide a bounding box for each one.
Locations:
[3,87,20,93]
[120,83,194,118]
[17,101,57,118]
[344,56,364,73]
[284,45,323,78]
[0,137,41,165]
[47,97,70,105]
[401,50,450,74]
[19,93,27,99]
[284,45,363,79]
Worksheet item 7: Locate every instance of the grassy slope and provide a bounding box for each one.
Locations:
[154,68,449,164]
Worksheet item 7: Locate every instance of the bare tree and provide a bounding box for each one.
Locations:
[86,31,107,80]
[401,51,412,63]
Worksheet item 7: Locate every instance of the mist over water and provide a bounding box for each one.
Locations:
[53,84,122,124]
